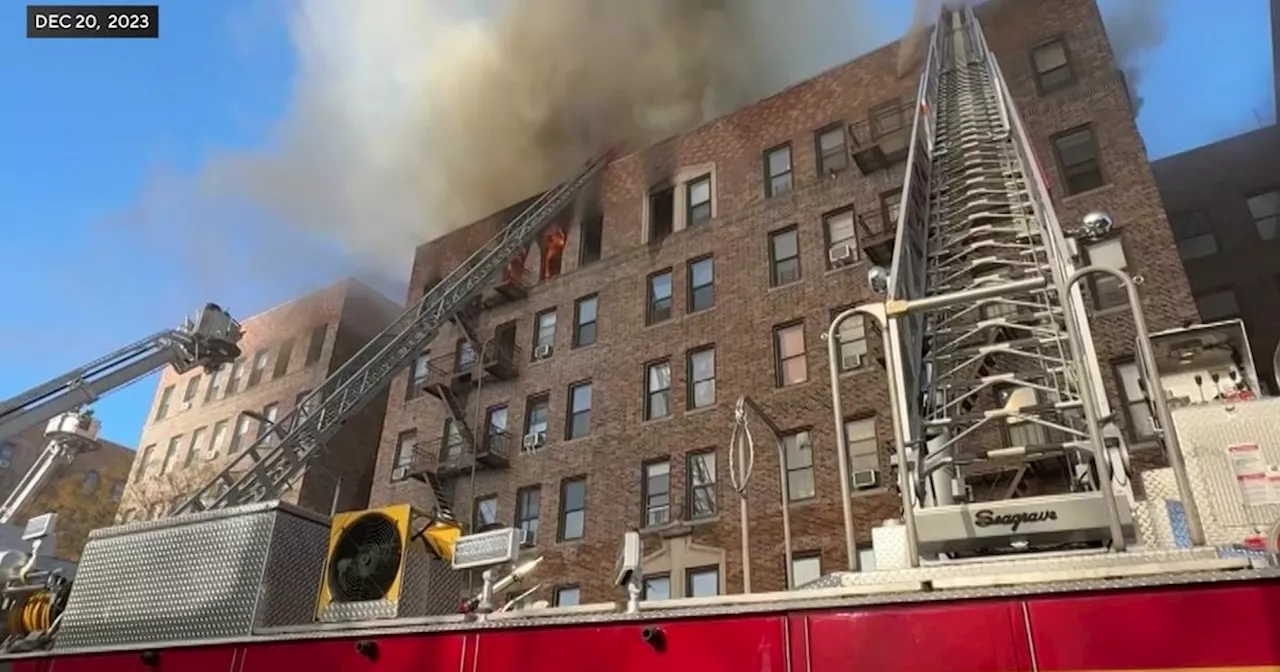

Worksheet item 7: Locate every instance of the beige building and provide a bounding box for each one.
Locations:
[120,279,402,520]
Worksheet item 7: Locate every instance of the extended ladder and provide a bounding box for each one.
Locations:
[884,7,1119,528]
[175,152,613,514]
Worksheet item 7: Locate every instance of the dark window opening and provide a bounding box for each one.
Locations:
[648,184,675,242]
[580,214,603,265]
[1052,125,1104,195]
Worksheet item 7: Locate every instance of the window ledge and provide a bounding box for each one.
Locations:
[684,306,716,321]
[555,538,584,548]
[850,486,890,499]
[823,260,866,278]
[570,342,598,352]
[787,497,820,509]
[642,414,677,425]
[684,403,720,417]
[1061,182,1115,204]
[767,280,803,294]
[838,366,876,380]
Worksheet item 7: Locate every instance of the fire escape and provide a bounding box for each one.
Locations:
[850,95,916,267]
[402,243,536,485]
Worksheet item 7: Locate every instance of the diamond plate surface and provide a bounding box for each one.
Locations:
[257,506,331,628]
[1140,399,1280,548]
[53,501,329,652]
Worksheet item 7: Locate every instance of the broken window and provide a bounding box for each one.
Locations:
[648,184,675,242]
[579,214,603,265]
[541,225,566,280]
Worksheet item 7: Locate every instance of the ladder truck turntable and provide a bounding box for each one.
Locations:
[4,7,1280,671]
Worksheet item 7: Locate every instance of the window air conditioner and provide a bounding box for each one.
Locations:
[851,469,879,489]
[828,244,855,267]
[533,344,553,360]
[522,433,546,452]
[391,466,409,481]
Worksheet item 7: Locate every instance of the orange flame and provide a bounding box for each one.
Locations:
[541,225,566,280]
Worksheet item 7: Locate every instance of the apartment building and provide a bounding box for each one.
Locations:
[371,0,1197,604]
[1151,2,1280,392]
[0,424,131,561]
[120,279,402,520]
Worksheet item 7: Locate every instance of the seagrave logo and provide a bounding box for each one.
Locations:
[973,509,1058,532]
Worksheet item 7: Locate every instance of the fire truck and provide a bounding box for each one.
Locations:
[2,5,1279,671]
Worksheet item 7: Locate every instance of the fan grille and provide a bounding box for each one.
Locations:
[327,512,404,602]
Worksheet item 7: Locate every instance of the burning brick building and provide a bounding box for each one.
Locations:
[371,0,1196,603]
[121,279,402,521]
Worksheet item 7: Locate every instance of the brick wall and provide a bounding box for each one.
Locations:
[370,0,1196,602]
[122,279,398,519]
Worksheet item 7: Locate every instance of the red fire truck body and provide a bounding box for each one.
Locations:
[9,577,1279,672]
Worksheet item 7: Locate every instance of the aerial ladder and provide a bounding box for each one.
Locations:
[0,305,242,525]
[174,151,614,515]
[848,5,1143,566]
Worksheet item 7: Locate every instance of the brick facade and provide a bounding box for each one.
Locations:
[0,425,132,561]
[371,0,1197,603]
[1151,124,1280,391]
[121,279,402,520]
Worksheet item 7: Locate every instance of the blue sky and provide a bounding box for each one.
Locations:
[0,0,1275,449]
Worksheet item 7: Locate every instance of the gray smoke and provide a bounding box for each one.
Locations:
[1102,0,1170,115]
[147,0,883,286]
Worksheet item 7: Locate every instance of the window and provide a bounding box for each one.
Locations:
[648,184,675,242]
[204,368,223,403]
[1169,210,1218,260]
[882,189,903,226]
[687,450,717,518]
[184,427,207,469]
[247,350,269,388]
[1052,125,1104,195]
[1247,190,1279,240]
[1081,237,1129,310]
[533,309,556,358]
[182,375,201,406]
[774,323,808,386]
[0,442,11,469]
[687,256,714,312]
[844,417,879,474]
[644,360,672,420]
[161,435,181,476]
[686,174,712,226]
[870,97,910,139]
[554,586,581,607]
[155,385,174,421]
[305,324,328,365]
[783,430,815,501]
[407,351,430,401]
[136,444,155,479]
[1195,288,1240,322]
[442,420,466,464]
[486,405,509,448]
[456,339,477,372]
[769,227,801,286]
[516,486,541,546]
[647,270,673,324]
[834,312,868,372]
[208,420,227,460]
[642,574,671,601]
[524,394,550,438]
[580,214,603,265]
[229,414,253,453]
[257,403,279,442]
[573,295,597,348]
[473,495,498,529]
[687,347,716,409]
[764,144,793,197]
[816,124,848,174]
[273,338,294,379]
[823,207,857,266]
[225,358,245,396]
[559,477,587,541]
[642,460,671,527]
[1115,361,1155,440]
[566,382,592,440]
[1031,37,1075,94]
[82,470,100,494]
[790,552,822,588]
[392,430,416,481]
[110,482,124,502]
[686,566,720,598]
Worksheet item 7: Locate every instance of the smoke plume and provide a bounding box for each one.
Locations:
[1101,0,1170,115]
[145,0,883,288]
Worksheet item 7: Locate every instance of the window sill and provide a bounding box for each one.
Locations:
[838,366,875,380]
[684,403,720,417]
[570,342,598,352]
[555,538,584,548]
[644,318,675,331]
[684,306,715,321]
[823,260,865,277]
[1061,182,1114,204]
[773,378,818,395]
[850,486,889,499]
[787,496,820,509]
[642,413,677,425]
[767,280,803,294]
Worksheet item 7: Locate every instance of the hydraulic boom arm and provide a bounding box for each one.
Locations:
[174,151,614,514]
[0,305,243,444]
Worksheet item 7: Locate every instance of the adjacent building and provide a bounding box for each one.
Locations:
[371,0,1198,603]
[1150,0,1280,392]
[119,279,402,520]
[0,424,131,561]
